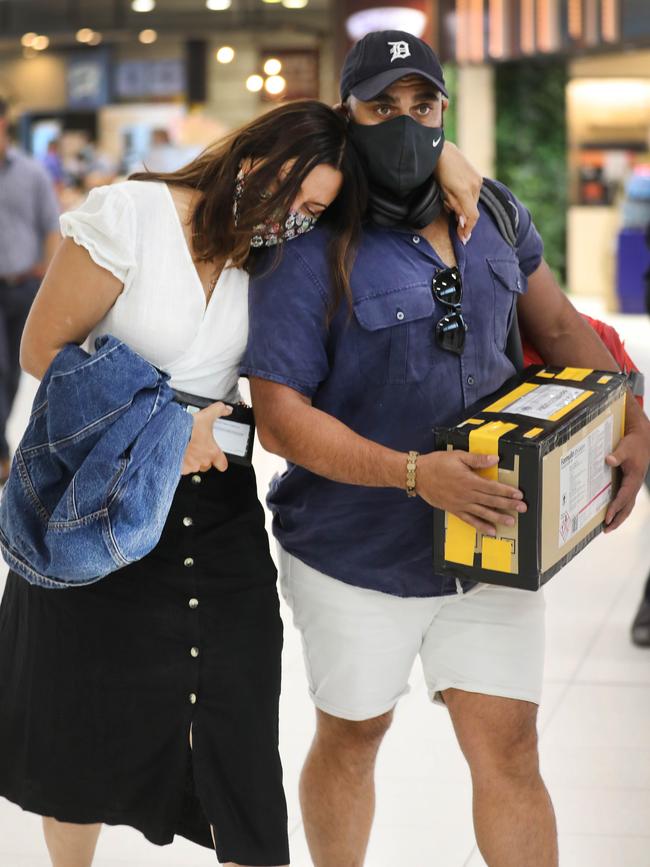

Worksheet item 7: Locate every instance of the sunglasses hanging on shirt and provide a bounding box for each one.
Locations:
[432,266,467,356]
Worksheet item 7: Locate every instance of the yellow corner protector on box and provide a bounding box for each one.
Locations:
[469,421,518,480]
[598,375,613,384]
[481,537,513,573]
[555,367,593,382]
[458,418,485,428]
[537,370,555,378]
[524,427,544,439]
[445,513,476,566]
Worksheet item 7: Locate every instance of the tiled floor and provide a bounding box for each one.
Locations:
[0,302,649,866]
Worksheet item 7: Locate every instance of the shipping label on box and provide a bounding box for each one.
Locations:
[557,415,613,548]
[433,366,628,591]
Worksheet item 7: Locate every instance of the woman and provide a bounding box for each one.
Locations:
[0,100,480,867]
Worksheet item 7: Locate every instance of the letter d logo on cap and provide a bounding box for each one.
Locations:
[388,41,411,62]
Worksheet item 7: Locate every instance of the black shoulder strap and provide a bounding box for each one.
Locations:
[479,179,525,370]
[479,178,520,248]
[504,301,525,371]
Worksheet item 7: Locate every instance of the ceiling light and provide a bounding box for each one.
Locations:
[88,32,103,46]
[345,7,426,41]
[76,28,94,43]
[207,0,232,8]
[261,0,283,5]
[264,74,286,95]
[131,0,156,12]
[246,74,264,92]
[282,0,309,8]
[21,32,37,47]
[139,29,158,44]
[263,58,282,75]
[216,46,235,63]
[32,35,50,51]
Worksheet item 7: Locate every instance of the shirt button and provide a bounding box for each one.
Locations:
[467,375,475,386]
[189,693,197,704]
[412,235,420,244]
[516,279,521,289]
[189,598,199,609]
[184,557,194,567]
[190,647,199,658]
[183,516,193,527]
[396,310,405,321]
[191,474,202,485]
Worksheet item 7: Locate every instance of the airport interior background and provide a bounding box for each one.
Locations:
[0,0,650,865]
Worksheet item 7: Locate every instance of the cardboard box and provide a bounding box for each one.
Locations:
[433,365,628,591]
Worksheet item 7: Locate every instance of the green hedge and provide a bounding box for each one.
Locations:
[442,63,458,144]
[495,60,568,284]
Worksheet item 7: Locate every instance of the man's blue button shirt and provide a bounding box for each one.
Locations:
[241,181,544,597]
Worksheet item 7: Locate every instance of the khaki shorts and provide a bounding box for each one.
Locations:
[279,546,546,722]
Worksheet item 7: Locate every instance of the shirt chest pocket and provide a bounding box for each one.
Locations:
[487,257,525,353]
[353,284,435,385]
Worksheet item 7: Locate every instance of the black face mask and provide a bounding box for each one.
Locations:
[348,115,445,199]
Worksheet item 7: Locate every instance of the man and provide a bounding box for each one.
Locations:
[0,97,60,481]
[631,218,650,647]
[241,31,650,866]
[42,137,65,186]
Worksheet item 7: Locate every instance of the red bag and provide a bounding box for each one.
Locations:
[521,314,643,407]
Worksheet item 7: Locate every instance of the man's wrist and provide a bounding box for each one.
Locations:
[625,390,650,432]
[406,451,419,497]
[383,450,421,495]
[383,450,414,490]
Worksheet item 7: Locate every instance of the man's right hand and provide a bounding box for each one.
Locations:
[416,451,528,536]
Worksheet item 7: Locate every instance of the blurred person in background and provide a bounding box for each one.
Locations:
[0,95,483,867]
[630,218,650,647]
[140,127,191,174]
[64,133,117,190]
[0,96,60,484]
[41,138,66,188]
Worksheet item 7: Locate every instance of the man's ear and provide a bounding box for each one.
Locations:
[441,97,449,114]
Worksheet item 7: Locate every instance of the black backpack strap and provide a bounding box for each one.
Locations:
[479,178,520,248]
[479,179,525,370]
[504,304,525,371]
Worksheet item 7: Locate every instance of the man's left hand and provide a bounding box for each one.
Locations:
[604,426,650,533]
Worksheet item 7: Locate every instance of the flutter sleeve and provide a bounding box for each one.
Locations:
[59,184,138,286]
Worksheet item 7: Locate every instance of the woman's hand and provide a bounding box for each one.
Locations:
[434,142,482,245]
[181,402,233,475]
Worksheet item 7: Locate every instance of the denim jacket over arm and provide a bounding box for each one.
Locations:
[0,335,193,589]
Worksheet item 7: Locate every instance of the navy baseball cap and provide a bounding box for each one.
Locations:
[340,30,448,102]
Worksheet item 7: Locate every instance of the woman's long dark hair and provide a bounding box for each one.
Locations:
[130,100,366,315]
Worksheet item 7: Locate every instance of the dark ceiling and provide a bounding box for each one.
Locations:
[0,0,331,41]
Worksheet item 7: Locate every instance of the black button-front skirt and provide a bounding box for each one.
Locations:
[0,464,289,867]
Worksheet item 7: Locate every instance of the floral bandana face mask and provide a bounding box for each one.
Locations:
[233,167,319,248]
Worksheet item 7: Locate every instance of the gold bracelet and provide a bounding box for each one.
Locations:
[406,450,419,498]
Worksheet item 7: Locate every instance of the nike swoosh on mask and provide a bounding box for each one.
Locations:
[432,136,441,147]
